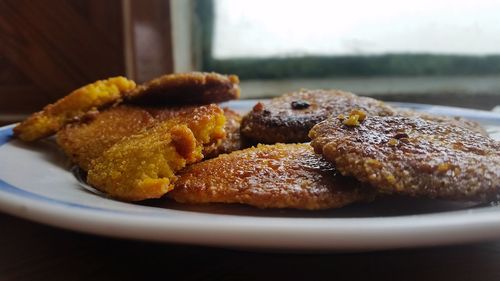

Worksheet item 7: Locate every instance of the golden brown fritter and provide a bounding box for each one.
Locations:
[169,143,374,210]
[57,105,243,170]
[203,108,246,158]
[56,105,156,170]
[14,77,136,141]
[87,104,226,201]
[149,106,245,158]
[396,108,488,136]
[146,105,198,120]
[241,89,395,144]
[309,115,500,202]
[125,72,240,105]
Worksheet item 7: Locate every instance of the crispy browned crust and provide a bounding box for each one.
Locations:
[87,104,226,201]
[241,89,395,144]
[125,72,240,105]
[395,108,489,136]
[56,105,156,170]
[309,116,500,202]
[57,105,244,170]
[150,106,246,158]
[13,77,136,141]
[169,143,374,210]
[203,108,247,158]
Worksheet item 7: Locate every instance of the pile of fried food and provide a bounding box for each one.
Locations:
[14,72,500,210]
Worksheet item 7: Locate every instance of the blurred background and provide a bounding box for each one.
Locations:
[1,0,500,125]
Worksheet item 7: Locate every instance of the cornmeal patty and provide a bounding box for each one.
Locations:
[309,115,500,202]
[395,108,488,136]
[125,72,240,105]
[87,104,226,201]
[169,143,374,210]
[56,106,156,170]
[57,105,242,170]
[150,106,245,158]
[240,89,395,143]
[203,108,246,158]
[14,77,136,141]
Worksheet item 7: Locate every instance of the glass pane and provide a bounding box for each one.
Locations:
[213,0,500,59]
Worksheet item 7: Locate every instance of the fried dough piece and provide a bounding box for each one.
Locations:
[169,143,374,210]
[309,115,500,202]
[125,72,240,105]
[203,108,246,158]
[57,106,242,170]
[14,77,136,141]
[150,106,245,158]
[87,105,226,201]
[241,89,395,144]
[396,108,488,136]
[56,105,156,170]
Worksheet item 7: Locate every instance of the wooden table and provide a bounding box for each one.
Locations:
[1,212,500,281]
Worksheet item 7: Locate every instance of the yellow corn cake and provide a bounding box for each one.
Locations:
[14,77,136,141]
[87,104,226,201]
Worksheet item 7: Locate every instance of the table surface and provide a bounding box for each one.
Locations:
[1,213,500,281]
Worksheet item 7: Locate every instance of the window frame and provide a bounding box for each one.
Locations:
[195,0,500,80]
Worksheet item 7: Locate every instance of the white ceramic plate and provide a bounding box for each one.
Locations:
[1,101,500,252]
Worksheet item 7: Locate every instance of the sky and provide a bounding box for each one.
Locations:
[213,0,500,59]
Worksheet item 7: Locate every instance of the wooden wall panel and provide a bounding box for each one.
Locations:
[0,0,174,124]
[127,0,174,83]
[0,56,32,86]
[69,0,124,47]
[0,55,49,117]
[0,0,125,115]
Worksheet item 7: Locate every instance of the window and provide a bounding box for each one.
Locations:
[193,0,500,108]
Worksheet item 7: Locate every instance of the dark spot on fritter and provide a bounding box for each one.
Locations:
[394,132,409,139]
[291,100,310,109]
[253,102,264,111]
